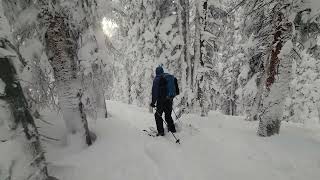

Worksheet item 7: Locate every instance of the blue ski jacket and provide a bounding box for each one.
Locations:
[151,66,164,104]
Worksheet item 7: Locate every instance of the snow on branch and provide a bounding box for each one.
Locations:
[0,38,27,66]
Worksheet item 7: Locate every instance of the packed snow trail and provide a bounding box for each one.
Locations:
[47,101,320,180]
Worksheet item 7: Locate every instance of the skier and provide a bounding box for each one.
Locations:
[150,66,177,136]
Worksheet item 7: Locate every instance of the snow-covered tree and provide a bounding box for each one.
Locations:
[241,0,313,136]
[0,3,55,178]
[109,0,186,107]
[0,57,51,180]
[284,5,320,127]
[42,8,93,145]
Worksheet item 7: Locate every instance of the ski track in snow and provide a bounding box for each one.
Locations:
[46,101,320,180]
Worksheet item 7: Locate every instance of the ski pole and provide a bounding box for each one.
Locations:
[172,109,181,123]
[154,107,180,144]
[162,105,181,123]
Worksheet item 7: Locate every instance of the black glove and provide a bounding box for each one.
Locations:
[150,103,156,108]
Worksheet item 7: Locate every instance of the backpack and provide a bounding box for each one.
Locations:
[160,73,179,99]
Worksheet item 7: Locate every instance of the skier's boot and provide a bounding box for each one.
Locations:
[168,125,176,133]
[156,132,165,136]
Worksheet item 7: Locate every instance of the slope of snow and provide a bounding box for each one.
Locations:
[308,0,320,15]
[46,101,320,180]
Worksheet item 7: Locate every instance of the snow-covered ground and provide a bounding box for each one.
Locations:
[45,101,320,180]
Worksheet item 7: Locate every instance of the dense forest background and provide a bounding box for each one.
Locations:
[0,0,320,179]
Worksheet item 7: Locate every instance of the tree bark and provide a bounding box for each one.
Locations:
[181,0,192,89]
[176,0,187,91]
[195,0,209,116]
[176,0,191,90]
[194,0,201,88]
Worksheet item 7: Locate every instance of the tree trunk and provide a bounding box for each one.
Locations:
[257,10,292,137]
[45,15,92,145]
[249,71,265,121]
[180,0,192,89]
[77,90,93,145]
[176,0,187,91]
[0,58,50,180]
[92,63,107,118]
[193,0,201,90]
[195,0,209,116]
[230,63,240,116]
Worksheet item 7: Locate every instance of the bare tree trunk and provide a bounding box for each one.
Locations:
[45,15,92,145]
[0,58,51,180]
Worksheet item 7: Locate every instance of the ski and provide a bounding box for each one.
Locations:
[142,127,158,137]
[143,126,180,144]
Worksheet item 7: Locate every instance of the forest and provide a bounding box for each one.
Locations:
[0,0,320,180]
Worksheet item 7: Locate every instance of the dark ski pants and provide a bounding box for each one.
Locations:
[155,99,176,134]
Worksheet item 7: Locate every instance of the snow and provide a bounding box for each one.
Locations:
[14,6,38,31]
[238,63,250,82]
[0,78,5,95]
[1,0,320,178]
[278,40,293,59]
[289,50,320,125]
[242,34,257,53]
[307,0,320,16]
[0,0,10,39]
[44,101,320,180]
[102,17,119,37]
[0,137,33,180]
[159,16,177,40]
[0,47,16,58]
[243,74,258,97]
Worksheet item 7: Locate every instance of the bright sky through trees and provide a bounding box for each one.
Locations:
[102,17,118,37]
